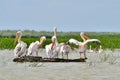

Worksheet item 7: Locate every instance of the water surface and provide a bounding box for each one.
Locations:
[0,49,120,80]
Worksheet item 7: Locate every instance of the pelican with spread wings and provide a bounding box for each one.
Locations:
[67,32,101,59]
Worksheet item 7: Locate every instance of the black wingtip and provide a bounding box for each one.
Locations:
[66,41,70,45]
[93,41,101,45]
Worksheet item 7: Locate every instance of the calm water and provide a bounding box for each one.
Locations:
[0,49,120,80]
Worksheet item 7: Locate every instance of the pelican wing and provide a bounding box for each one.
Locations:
[67,38,80,46]
[14,41,27,58]
[84,39,101,45]
[27,42,34,55]
[27,41,39,56]
[45,43,53,58]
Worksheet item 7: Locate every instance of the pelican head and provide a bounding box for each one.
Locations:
[14,31,22,45]
[40,36,46,43]
[37,36,46,48]
[80,32,90,41]
[50,36,57,49]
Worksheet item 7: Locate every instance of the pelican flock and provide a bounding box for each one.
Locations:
[45,27,72,59]
[13,28,102,60]
[14,31,27,58]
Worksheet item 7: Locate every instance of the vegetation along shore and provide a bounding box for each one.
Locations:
[0,30,120,50]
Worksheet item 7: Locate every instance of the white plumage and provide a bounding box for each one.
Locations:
[98,45,103,53]
[45,27,61,58]
[67,32,101,59]
[60,43,71,59]
[14,31,27,58]
[45,35,60,58]
[27,41,39,56]
[45,43,53,58]
[27,36,46,56]
[88,45,94,53]
[67,39,80,46]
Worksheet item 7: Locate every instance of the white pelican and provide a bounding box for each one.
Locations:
[67,38,101,59]
[98,45,103,53]
[45,27,59,58]
[60,43,72,59]
[27,36,46,56]
[14,31,27,58]
[88,45,94,53]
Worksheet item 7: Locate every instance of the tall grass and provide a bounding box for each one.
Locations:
[0,30,120,49]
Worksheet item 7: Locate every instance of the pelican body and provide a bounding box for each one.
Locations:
[60,43,71,59]
[14,31,27,58]
[45,35,60,58]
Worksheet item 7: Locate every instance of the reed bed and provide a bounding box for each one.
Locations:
[0,30,120,49]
